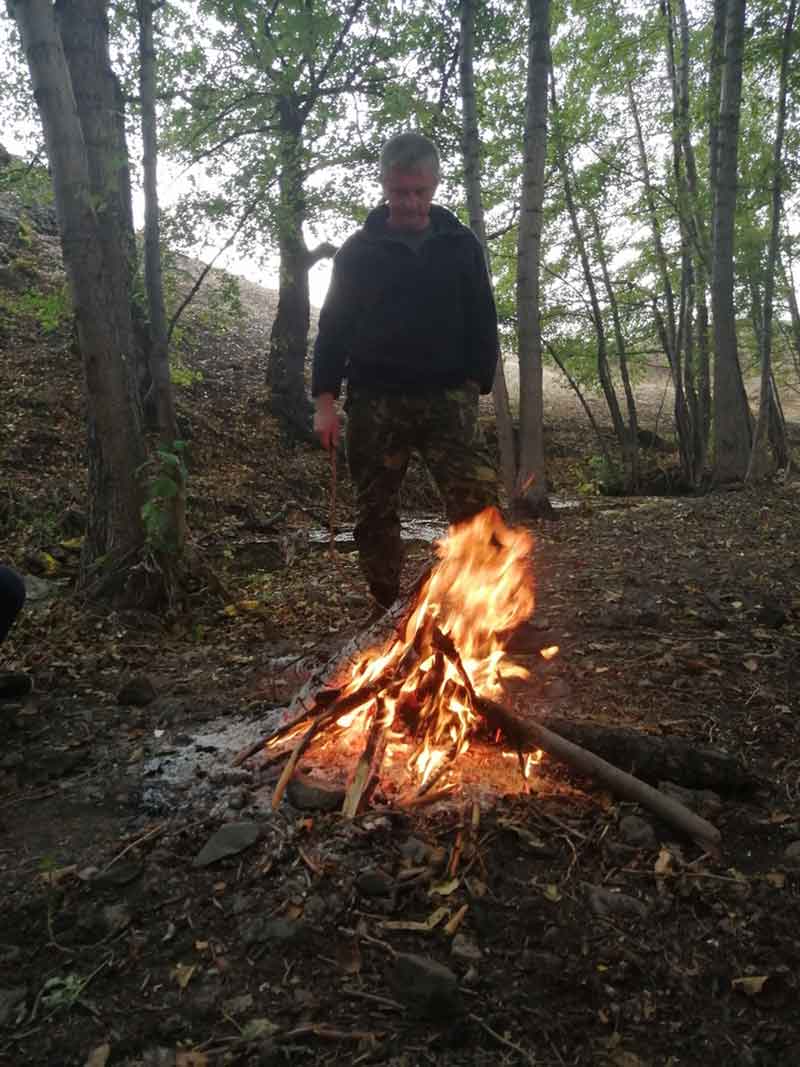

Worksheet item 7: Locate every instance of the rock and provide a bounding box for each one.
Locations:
[658,781,722,817]
[0,986,27,1026]
[586,885,649,922]
[239,916,304,947]
[286,774,345,812]
[451,934,483,962]
[619,815,657,849]
[387,953,462,1019]
[356,868,395,897]
[22,574,60,603]
[783,841,800,866]
[118,675,157,707]
[92,859,143,889]
[193,821,261,867]
[398,836,446,867]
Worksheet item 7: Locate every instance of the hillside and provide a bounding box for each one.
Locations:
[1,166,800,1066]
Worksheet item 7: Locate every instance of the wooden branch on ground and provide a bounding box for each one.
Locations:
[479,698,722,854]
[540,715,753,791]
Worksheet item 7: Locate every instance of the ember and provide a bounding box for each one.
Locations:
[264,507,556,813]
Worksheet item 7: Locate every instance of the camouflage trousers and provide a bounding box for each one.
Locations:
[345,383,499,605]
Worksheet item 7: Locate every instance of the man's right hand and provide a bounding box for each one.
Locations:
[313,394,340,451]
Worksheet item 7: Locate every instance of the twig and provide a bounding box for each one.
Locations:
[102,825,164,874]
[469,1012,537,1065]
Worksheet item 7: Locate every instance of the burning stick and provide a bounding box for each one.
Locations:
[270,683,386,810]
[479,697,722,854]
[342,698,393,818]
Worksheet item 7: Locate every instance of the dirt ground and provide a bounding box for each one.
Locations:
[1,273,800,1066]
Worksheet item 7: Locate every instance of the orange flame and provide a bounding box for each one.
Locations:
[338,507,536,787]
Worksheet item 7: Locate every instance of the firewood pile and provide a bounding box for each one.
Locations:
[237,508,734,855]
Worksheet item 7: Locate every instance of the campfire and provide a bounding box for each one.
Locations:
[260,507,559,814]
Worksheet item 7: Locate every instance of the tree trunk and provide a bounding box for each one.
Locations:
[12,0,146,579]
[551,75,632,483]
[137,0,185,556]
[586,202,640,490]
[55,0,150,410]
[515,0,552,517]
[629,80,695,485]
[746,0,795,482]
[268,102,313,438]
[458,0,517,505]
[711,0,752,483]
[138,0,178,445]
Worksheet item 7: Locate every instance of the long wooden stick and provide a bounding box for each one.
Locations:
[479,698,721,854]
[341,701,391,818]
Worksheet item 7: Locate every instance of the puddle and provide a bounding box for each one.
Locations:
[308,514,447,550]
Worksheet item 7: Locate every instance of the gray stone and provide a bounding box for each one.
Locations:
[783,841,800,866]
[239,916,303,947]
[356,868,395,897]
[92,859,143,888]
[387,953,462,1019]
[451,934,483,962]
[586,885,649,922]
[0,986,27,1026]
[286,775,345,812]
[193,821,261,867]
[118,675,157,707]
[619,815,657,849]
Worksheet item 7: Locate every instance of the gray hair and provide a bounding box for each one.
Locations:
[380,132,440,181]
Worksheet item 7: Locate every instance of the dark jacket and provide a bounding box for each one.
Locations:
[311,204,499,398]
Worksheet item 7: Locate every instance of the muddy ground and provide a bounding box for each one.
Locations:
[1,278,800,1066]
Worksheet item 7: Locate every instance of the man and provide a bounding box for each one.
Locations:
[0,565,25,646]
[0,565,28,701]
[312,131,500,611]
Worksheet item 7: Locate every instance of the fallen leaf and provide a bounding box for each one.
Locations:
[172,963,196,990]
[742,658,759,672]
[543,884,562,902]
[765,871,786,889]
[428,878,460,897]
[176,1052,207,1067]
[241,1018,279,1041]
[654,848,674,876]
[85,1045,111,1067]
[336,938,362,975]
[381,906,450,933]
[444,904,469,936]
[733,975,768,996]
[223,993,254,1015]
[39,864,77,886]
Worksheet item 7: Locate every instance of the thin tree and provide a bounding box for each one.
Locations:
[515,0,553,516]
[137,0,186,554]
[9,0,147,590]
[746,0,795,481]
[711,0,752,483]
[458,0,517,503]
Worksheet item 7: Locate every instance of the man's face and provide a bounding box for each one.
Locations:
[382,165,438,231]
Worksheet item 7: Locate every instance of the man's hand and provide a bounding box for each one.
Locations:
[313,393,340,451]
